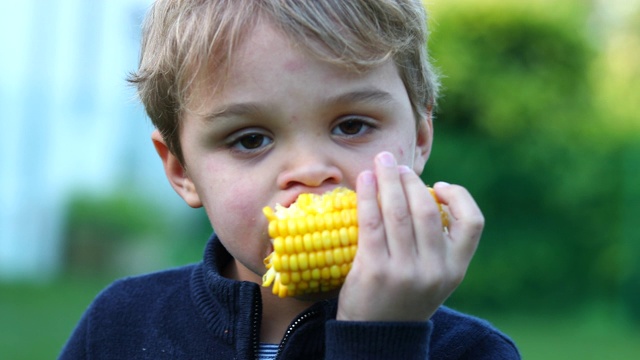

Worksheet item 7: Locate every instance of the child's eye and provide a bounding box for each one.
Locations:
[229,132,273,151]
[332,118,374,137]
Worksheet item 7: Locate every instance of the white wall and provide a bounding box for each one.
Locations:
[0,0,184,280]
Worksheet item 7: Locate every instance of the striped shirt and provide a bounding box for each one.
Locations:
[257,343,279,360]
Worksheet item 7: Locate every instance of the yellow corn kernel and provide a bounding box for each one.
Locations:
[262,186,448,298]
[428,187,450,229]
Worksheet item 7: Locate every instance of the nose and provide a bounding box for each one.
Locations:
[276,147,342,190]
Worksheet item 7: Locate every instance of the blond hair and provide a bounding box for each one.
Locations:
[129,0,440,163]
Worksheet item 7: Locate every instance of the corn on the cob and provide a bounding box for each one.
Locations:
[262,186,448,298]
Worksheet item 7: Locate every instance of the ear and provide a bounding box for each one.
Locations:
[412,110,433,175]
[151,130,203,208]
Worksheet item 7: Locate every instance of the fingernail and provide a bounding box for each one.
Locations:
[377,152,395,167]
[360,170,375,185]
[434,181,450,189]
[398,165,412,174]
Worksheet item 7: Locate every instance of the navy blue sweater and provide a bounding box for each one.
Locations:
[59,235,520,359]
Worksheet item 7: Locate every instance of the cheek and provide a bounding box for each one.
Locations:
[396,145,415,165]
[189,159,266,242]
[206,179,265,238]
[398,147,405,158]
[203,178,272,268]
[373,137,417,167]
[393,133,418,166]
[339,142,416,184]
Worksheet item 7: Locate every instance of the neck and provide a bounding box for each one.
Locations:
[260,287,315,344]
[224,258,316,344]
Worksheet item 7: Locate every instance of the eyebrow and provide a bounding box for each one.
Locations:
[203,88,395,122]
[327,89,395,107]
[203,102,266,122]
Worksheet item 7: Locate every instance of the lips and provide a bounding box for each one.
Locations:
[263,242,274,260]
[278,186,341,208]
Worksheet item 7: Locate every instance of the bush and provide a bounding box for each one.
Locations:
[423,0,632,312]
[62,190,209,277]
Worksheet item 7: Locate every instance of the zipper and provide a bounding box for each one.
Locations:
[275,310,319,359]
[251,296,261,359]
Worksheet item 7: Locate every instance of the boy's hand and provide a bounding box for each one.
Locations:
[336,152,483,322]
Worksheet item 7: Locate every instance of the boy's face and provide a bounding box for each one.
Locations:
[156,19,432,283]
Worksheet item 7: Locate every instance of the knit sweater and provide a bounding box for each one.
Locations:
[59,235,520,359]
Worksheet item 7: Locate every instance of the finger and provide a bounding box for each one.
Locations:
[400,169,446,257]
[432,182,484,265]
[374,152,415,257]
[355,170,388,257]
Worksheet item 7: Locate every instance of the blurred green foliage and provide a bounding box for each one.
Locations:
[63,190,210,278]
[422,0,640,318]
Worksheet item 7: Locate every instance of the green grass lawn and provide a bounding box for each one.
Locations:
[0,277,112,360]
[2,277,639,359]
[467,304,640,360]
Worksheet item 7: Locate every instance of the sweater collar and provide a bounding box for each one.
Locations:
[190,234,262,347]
[191,233,339,354]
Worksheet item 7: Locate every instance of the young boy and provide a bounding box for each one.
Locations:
[60,0,520,358]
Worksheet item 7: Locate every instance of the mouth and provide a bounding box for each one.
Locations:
[262,186,348,258]
[264,242,274,260]
[279,186,343,208]
[280,192,305,209]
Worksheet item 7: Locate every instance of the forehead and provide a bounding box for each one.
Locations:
[188,18,390,110]
[185,20,405,114]
[183,8,400,105]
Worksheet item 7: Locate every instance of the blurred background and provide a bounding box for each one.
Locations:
[0,0,638,358]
